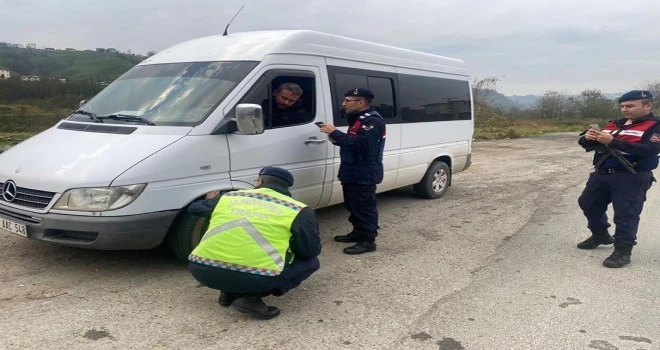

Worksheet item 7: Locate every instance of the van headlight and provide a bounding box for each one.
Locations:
[53,184,147,211]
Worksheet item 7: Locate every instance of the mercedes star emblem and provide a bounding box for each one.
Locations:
[2,180,17,202]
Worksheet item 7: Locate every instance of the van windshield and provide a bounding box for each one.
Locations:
[68,61,258,126]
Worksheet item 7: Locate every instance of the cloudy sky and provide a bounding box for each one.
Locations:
[1,0,658,95]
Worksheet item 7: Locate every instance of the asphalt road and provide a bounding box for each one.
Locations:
[1,133,658,350]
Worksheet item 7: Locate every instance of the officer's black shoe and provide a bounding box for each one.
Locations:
[334,232,361,243]
[231,296,281,320]
[218,291,240,307]
[577,234,614,249]
[343,241,377,255]
[603,243,633,268]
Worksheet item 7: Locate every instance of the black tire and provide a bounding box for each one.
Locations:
[167,210,209,263]
[413,161,451,199]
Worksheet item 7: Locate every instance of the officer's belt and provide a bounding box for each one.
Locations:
[595,168,648,175]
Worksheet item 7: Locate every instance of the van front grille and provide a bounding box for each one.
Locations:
[0,181,56,209]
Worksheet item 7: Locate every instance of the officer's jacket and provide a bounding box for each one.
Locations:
[579,113,660,171]
[188,183,321,274]
[329,108,386,185]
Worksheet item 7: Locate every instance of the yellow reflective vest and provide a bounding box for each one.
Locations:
[189,188,306,276]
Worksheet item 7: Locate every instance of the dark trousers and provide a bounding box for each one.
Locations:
[342,183,379,242]
[189,257,320,296]
[578,172,654,245]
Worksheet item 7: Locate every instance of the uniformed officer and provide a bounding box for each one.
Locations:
[577,90,659,268]
[187,166,321,319]
[319,88,386,255]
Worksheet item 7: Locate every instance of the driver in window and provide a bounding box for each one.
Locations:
[262,83,308,127]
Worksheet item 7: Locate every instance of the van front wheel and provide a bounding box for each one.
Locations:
[167,211,209,263]
[413,161,451,199]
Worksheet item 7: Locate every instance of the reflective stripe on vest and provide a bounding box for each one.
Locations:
[199,218,284,269]
[189,188,306,276]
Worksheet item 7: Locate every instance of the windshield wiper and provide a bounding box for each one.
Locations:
[72,109,99,122]
[96,114,156,126]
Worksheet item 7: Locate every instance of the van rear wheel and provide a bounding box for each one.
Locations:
[167,211,208,263]
[413,161,451,199]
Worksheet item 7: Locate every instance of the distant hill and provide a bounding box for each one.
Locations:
[508,95,539,109]
[479,89,517,110]
[0,46,143,82]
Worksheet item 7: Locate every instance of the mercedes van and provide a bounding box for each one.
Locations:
[0,30,473,261]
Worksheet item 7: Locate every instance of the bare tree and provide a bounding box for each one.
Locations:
[471,76,501,123]
[578,89,616,119]
[471,76,498,106]
[534,91,571,119]
[640,80,659,112]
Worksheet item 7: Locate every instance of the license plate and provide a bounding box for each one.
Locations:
[1,217,27,237]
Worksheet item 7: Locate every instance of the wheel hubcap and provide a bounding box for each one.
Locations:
[432,169,447,193]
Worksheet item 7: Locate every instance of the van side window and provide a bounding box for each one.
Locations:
[399,75,472,122]
[367,76,396,119]
[238,72,316,129]
[331,71,396,126]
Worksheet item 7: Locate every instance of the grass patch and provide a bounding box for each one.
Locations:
[0,104,71,117]
[0,114,66,133]
[0,132,34,147]
[474,116,605,140]
[0,112,66,147]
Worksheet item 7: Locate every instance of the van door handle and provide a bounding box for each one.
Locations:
[304,137,326,144]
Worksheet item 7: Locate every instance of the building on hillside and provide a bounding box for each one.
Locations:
[96,48,107,53]
[107,48,118,53]
[11,44,23,48]
[45,47,55,52]
[26,43,36,49]
[0,69,10,79]
[21,75,40,82]
[65,48,75,52]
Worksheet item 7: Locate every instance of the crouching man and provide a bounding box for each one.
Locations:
[188,166,321,319]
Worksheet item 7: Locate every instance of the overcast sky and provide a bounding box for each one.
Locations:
[1,0,658,95]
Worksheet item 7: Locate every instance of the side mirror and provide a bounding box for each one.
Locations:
[234,104,265,135]
[79,100,88,108]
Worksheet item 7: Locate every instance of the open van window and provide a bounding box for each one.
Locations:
[236,71,316,129]
[68,61,258,127]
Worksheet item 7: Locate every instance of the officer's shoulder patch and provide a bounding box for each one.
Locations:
[361,124,374,130]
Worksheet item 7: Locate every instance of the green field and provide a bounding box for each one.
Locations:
[0,112,596,150]
[474,115,600,140]
[0,46,140,82]
[0,112,67,148]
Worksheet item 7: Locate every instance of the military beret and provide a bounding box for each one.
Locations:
[618,90,654,103]
[345,88,374,101]
[259,166,294,187]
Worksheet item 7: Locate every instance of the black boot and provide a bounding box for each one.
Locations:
[231,296,281,320]
[218,291,240,307]
[343,241,377,255]
[577,228,614,249]
[334,232,361,243]
[603,243,633,268]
